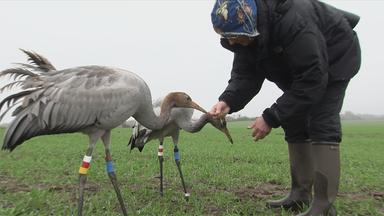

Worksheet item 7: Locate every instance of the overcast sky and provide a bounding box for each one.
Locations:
[0,0,383,123]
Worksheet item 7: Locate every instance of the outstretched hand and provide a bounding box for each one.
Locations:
[248,116,272,142]
[209,101,230,118]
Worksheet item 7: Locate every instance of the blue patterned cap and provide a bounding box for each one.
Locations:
[211,0,259,38]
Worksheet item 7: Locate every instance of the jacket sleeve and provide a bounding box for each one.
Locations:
[262,25,329,128]
[219,46,265,113]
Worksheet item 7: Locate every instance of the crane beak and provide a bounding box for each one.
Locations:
[189,101,208,114]
[221,127,233,144]
[220,117,233,144]
[207,114,234,144]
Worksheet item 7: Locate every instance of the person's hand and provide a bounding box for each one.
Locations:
[209,101,230,118]
[248,116,272,142]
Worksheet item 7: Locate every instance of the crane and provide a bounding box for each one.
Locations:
[128,97,233,199]
[0,49,208,216]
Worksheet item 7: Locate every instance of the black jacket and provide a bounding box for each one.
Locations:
[219,0,361,128]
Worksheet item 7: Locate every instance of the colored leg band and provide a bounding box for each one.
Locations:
[174,151,180,161]
[158,146,164,156]
[83,155,92,163]
[79,155,92,174]
[106,161,114,173]
[79,167,88,175]
[81,161,90,168]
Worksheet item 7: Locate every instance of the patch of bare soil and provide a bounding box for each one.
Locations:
[201,182,384,215]
[0,174,30,193]
[339,191,384,201]
[47,183,100,193]
[231,182,384,202]
[199,182,288,215]
[204,203,223,216]
[232,182,288,201]
[0,173,100,194]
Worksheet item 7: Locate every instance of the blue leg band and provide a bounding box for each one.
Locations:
[106,161,114,173]
[174,151,180,161]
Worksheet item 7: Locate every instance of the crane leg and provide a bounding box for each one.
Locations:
[78,156,91,216]
[102,130,128,216]
[157,142,164,196]
[105,151,128,216]
[173,145,190,201]
[78,131,101,216]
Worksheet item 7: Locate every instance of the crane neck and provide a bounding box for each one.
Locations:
[159,95,174,118]
[134,96,175,130]
[182,114,209,133]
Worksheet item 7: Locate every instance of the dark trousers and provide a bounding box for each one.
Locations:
[283,80,350,144]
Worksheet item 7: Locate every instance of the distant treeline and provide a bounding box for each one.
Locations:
[1,111,383,129]
[339,111,384,121]
[224,111,384,122]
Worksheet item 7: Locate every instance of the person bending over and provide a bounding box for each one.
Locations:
[209,0,361,215]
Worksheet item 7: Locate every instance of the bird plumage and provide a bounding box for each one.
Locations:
[128,97,233,151]
[19,49,56,72]
[127,96,232,198]
[0,49,207,215]
[0,50,206,150]
[1,64,148,150]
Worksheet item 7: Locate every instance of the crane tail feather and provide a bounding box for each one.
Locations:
[2,113,42,151]
[19,49,56,71]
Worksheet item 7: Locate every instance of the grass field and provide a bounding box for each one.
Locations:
[0,120,383,215]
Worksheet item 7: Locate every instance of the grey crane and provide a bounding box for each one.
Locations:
[0,49,207,216]
[128,97,233,199]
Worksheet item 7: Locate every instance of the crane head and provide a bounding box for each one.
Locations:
[128,122,150,152]
[162,92,207,114]
[207,115,233,144]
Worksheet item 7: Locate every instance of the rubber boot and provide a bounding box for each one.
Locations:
[267,142,313,211]
[297,143,340,216]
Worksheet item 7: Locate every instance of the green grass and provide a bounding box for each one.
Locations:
[0,121,383,215]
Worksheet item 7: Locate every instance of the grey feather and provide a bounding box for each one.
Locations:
[3,114,30,151]
[2,50,201,152]
[0,68,39,80]
[30,101,40,117]
[42,101,54,126]
[0,90,37,114]
[20,49,56,72]
[0,81,24,93]
[49,103,61,129]
[0,101,21,122]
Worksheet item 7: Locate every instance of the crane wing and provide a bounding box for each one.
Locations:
[1,51,149,150]
[14,66,143,132]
